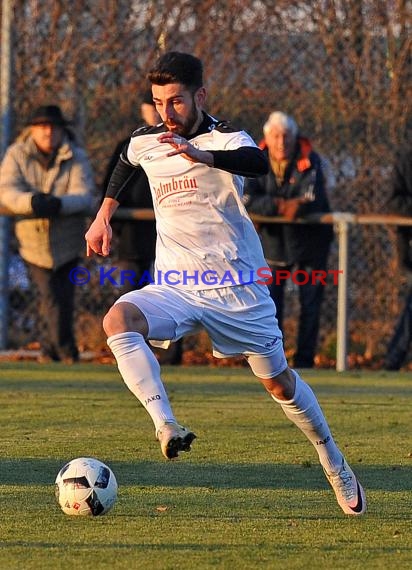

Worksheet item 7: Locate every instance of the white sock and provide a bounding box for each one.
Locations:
[107,332,176,433]
[272,371,343,473]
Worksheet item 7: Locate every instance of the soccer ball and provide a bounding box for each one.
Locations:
[55,457,118,516]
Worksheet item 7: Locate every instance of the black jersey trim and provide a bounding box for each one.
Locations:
[131,123,165,138]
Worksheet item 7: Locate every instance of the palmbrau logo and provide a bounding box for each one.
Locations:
[153,175,199,203]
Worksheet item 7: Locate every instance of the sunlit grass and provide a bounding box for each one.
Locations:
[0,363,411,569]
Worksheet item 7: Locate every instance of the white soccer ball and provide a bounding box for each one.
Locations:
[55,457,118,516]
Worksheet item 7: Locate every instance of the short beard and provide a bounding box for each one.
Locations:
[167,96,200,137]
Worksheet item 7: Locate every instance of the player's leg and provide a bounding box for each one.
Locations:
[202,283,347,475]
[247,350,342,472]
[104,301,176,431]
[248,352,366,515]
[204,282,366,515]
[104,286,197,459]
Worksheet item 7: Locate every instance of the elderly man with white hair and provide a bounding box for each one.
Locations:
[244,111,334,368]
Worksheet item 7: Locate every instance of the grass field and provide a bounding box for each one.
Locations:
[0,362,411,570]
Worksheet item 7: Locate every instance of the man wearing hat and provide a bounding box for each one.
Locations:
[0,104,96,363]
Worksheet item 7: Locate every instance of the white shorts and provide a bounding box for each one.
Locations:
[115,282,286,369]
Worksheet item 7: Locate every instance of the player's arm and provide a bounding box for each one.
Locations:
[157,132,268,177]
[209,147,268,177]
[85,197,118,257]
[85,152,140,256]
[106,151,142,202]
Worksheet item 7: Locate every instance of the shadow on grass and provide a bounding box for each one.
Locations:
[2,362,412,399]
[0,458,410,492]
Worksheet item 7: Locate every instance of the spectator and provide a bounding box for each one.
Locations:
[0,104,96,363]
[102,91,159,295]
[103,92,183,365]
[384,146,412,370]
[244,111,334,368]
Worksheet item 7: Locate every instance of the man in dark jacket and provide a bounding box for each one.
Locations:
[244,111,333,368]
[0,104,95,363]
[384,147,412,370]
[102,92,183,364]
[102,91,159,293]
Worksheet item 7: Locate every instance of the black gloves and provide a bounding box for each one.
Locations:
[31,193,62,218]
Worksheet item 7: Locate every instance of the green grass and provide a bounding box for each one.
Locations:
[0,363,411,570]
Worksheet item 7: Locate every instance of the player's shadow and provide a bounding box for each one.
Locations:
[0,458,410,492]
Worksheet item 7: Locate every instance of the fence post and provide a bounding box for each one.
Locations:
[335,214,354,371]
[0,0,13,349]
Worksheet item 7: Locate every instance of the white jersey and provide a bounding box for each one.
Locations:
[126,115,268,290]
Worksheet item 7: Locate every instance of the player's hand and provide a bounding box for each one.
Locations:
[85,217,112,257]
[157,132,213,166]
[157,132,193,159]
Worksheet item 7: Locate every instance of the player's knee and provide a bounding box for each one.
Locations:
[259,367,296,401]
[103,302,148,337]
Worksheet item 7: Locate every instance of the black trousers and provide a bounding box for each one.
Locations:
[269,262,327,368]
[385,286,412,370]
[27,258,79,361]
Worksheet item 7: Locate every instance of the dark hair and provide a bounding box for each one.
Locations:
[141,89,154,106]
[147,52,203,91]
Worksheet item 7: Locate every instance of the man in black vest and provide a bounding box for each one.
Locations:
[244,111,333,368]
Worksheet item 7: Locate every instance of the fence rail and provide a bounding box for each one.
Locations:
[0,0,410,369]
[1,207,410,370]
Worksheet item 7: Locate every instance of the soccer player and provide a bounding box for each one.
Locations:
[85,52,366,516]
